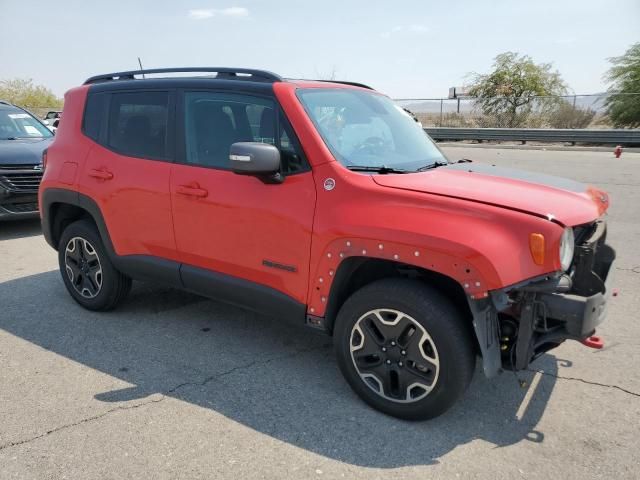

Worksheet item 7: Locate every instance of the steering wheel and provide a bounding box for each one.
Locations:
[354,136,387,155]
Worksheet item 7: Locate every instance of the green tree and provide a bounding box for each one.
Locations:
[468,52,568,127]
[604,43,640,128]
[0,78,63,109]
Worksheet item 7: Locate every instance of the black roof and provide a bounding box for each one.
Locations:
[83,67,373,91]
[84,67,282,85]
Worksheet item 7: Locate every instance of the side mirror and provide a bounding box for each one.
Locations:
[230,142,283,183]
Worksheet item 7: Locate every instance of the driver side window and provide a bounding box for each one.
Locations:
[183,91,308,174]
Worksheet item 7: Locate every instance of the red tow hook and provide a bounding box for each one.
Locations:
[581,335,604,349]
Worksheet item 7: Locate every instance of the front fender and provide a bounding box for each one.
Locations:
[307,163,564,318]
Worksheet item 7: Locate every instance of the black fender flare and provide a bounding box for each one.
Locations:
[41,188,117,257]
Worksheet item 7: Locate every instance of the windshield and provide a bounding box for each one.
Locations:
[0,109,53,140]
[297,88,447,172]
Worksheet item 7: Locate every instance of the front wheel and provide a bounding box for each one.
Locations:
[334,278,475,420]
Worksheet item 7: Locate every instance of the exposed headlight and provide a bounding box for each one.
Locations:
[559,227,574,271]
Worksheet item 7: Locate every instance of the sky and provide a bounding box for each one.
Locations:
[1,0,638,99]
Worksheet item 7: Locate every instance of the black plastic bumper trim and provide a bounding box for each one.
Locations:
[537,244,615,338]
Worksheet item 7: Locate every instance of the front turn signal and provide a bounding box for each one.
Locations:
[529,233,545,265]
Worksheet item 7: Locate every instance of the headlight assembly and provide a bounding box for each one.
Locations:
[559,227,575,271]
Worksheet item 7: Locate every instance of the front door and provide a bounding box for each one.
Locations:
[170,90,315,307]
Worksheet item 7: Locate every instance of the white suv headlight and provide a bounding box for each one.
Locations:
[559,227,575,271]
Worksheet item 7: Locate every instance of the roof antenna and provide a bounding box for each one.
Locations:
[137,57,145,79]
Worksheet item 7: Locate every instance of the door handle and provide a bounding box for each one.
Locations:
[88,168,113,180]
[176,184,208,198]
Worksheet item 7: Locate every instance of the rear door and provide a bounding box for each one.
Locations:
[78,89,177,261]
[170,89,316,306]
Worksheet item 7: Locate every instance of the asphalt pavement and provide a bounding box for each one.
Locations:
[0,146,638,479]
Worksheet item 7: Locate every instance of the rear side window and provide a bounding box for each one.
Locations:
[107,91,169,160]
[83,93,107,141]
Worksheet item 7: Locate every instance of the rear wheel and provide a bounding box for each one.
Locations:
[58,220,131,311]
[334,278,475,420]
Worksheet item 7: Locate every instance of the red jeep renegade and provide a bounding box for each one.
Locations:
[39,68,615,420]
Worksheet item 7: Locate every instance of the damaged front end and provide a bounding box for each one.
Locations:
[472,219,616,377]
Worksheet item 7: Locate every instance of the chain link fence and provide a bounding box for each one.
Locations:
[395,93,638,129]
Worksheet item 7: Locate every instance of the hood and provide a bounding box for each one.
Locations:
[0,138,53,166]
[372,162,608,226]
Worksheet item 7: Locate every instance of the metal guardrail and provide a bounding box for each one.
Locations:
[424,128,640,145]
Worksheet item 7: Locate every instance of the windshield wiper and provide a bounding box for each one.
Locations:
[416,161,449,172]
[346,165,409,174]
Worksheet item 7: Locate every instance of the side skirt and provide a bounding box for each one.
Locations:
[115,255,307,326]
[179,263,307,323]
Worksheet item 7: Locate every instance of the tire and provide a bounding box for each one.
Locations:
[334,278,475,420]
[58,219,131,311]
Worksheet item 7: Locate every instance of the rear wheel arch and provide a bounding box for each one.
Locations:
[49,202,93,249]
[41,188,115,258]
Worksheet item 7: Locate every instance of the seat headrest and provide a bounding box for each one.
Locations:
[259,107,275,141]
[123,115,151,138]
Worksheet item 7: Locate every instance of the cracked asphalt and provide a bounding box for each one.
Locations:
[1,147,639,479]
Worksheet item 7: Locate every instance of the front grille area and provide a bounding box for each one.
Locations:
[570,220,611,296]
[2,202,38,213]
[573,221,598,246]
[0,164,39,170]
[0,165,43,193]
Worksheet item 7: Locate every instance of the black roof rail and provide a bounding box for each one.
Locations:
[0,100,13,106]
[84,67,283,85]
[299,79,374,90]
